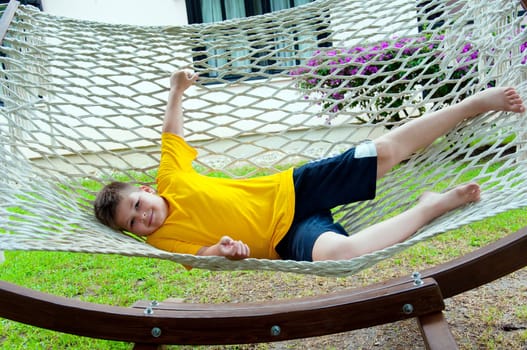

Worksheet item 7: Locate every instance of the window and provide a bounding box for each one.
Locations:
[187,0,313,23]
[186,0,329,79]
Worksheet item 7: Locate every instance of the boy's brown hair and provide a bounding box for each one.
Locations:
[94,181,138,230]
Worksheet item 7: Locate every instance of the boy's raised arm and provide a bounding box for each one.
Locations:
[162,69,199,137]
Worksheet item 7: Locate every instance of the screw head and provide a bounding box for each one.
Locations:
[151,327,162,338]
[270,325,281,336]
[402,303,414,314]
[412,272,424,286]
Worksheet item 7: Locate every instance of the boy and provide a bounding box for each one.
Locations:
[94,69,525,262]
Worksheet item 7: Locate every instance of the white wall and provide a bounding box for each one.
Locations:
[22,0,395,173]
[41,0,188,26]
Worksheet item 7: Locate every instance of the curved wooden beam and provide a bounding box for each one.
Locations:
[0,277,444,345]
[0,226,525,346]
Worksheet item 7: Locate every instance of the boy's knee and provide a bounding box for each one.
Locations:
[373,138,395,162]
[312,231,350,261]
[373,138,402,178]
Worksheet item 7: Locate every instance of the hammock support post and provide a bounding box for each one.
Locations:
[1,226,525,348]
[0,0,18,43]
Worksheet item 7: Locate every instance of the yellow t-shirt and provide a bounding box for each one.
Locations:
[146,133,295,259]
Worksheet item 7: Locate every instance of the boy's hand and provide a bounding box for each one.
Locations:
[170,69,198,94]
[163,69,198,136]
[216,235,250,260]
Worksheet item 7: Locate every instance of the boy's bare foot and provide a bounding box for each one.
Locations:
[465,87,525,115]
[418,183,481,220]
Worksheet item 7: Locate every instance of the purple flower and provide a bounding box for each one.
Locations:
[289,67,310,76]
[365,65,379,74]
[331,92,344,100]
[348,47,365,54]
[328,79,343,87]
[330,104,340,113]
[521,41,527,64]
[461,43,473,53]
[309,57,323,66]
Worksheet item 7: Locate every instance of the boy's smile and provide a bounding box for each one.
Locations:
[114,186,168,236]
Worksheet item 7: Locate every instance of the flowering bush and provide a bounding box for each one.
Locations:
[291,33,526,125]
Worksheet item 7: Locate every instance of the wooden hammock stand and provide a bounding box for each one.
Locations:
[1,226,526,349]
[1,1,526,348]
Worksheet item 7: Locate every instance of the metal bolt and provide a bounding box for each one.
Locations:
[270,325,281,336]
[402,303,414,315]
[151,327,162,338]
[144,300,158,315]
[412,271,423,286]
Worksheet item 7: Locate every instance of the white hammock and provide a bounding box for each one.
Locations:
[0,0,526,276]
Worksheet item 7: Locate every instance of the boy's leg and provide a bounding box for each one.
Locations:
[375,87,525,178]
[312,183,480,261]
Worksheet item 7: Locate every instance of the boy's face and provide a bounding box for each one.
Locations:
[114,186,168,236]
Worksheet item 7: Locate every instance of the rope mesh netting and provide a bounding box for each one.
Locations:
[0,0,526,275]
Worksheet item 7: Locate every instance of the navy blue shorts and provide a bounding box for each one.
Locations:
[275,141,377,261]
